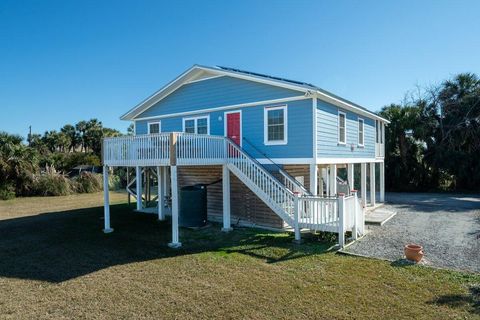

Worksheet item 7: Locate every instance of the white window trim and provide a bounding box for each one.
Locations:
[264,105,288,146]
[182,115,210,134]
[147,121,161,134]
[224,110,243,147]
[338,110,346,145]
[358,117,365,147]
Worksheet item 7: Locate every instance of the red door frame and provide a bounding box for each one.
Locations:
[224,110,242,146]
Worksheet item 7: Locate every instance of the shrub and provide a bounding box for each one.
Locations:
[34,171,72,196]
[108,174,122,191]
[39,152,101,173]
[72,172,102,193]
[0,184,16,200]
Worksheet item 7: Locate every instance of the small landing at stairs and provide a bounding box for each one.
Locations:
[365,206,396,226]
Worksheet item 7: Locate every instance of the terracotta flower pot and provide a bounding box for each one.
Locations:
[404,244,424,262]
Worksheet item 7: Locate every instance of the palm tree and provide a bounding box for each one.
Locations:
[75,121,88,152]
[0,132,38,195]
[61,124,79,152]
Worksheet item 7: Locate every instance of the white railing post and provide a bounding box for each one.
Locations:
[351,190,358,240]
[103,165,113,233]
[338,193,345,248]
[293,194,301,243]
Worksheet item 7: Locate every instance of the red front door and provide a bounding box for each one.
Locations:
[226,112,241,145]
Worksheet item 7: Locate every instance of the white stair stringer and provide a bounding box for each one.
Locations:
[227,163,295,226]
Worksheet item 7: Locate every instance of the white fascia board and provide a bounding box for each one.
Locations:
[314,92,390,124]
[316,157,384,164]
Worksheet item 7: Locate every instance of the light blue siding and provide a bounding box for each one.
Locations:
[136,76,302,119]
[316,99,375,158]
[136,99,313,158]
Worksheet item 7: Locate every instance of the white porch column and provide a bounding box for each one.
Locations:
[324,167,330,196]
[329,164,337,196]
[379,161,385,202]
[347,163,354,191]
[319,167,324,196]
[157,166,165,221]
[168,165,181,248]
[222,164,232,232]
[135,166,142,211]
[103,165,113,233]
[309,164,318,195]
[370,162,376,207]
[360,163,367,207]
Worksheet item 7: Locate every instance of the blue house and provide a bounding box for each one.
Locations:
[101,65,389,248]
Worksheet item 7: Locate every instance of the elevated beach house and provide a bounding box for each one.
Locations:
[102,65,388,248]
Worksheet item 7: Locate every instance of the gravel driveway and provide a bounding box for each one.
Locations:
[345,193,480,273]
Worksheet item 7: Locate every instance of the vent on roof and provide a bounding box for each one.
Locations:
[216,66,317,88]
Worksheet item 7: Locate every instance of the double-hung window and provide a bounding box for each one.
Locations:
[183,116,209,134]
[338,111,346,144]
[264,105,287,145]
[358,118,364,146]
[148,121,161,134]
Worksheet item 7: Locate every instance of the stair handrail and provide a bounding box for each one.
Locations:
[241,137,311,195]
[225,137,294,195]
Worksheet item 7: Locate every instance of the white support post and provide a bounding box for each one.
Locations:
[338,193,345,248]
[347,163,354,190]
[379,161,385,202]
[157,166,165,221]
[222,164,232,232]
[293,194,301,243]
[352,190,358,240]
[309,163,318,195]
[329,164,337,196]
[370,162,376,207]
[319,167,324,196]
[360,163,367,208]
[163,166,169,197]
[168,166,181,248]
[135,166,142,211]
[103,165,113,233]
[325,167,330,197]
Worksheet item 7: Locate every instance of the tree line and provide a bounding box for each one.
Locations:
[28,119,122,154]
[0,119,125,199]
[380,73,480,191]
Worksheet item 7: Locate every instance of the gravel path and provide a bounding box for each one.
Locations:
[345,193,480,273]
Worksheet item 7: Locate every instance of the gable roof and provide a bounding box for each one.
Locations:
[121,65,389,123]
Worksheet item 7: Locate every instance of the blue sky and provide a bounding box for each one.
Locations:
[1,0,479,137]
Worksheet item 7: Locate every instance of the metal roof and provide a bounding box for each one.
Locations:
[215,65,376,116]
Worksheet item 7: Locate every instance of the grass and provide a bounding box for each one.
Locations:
[0,192,479,319]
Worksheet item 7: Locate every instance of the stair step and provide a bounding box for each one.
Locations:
[365,209,396,225]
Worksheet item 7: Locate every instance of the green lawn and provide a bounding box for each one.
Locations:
[0,192,478,319]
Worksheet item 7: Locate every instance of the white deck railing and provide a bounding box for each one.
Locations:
[103,134,170,167]
[296,196,338,232]
[176,133,226,165]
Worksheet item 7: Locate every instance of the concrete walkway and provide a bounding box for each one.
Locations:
[346,192,480,273]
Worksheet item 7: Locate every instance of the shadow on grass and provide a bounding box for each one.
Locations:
[390,259,416,268]
[429,285,480,315]
[0,204,333,283]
